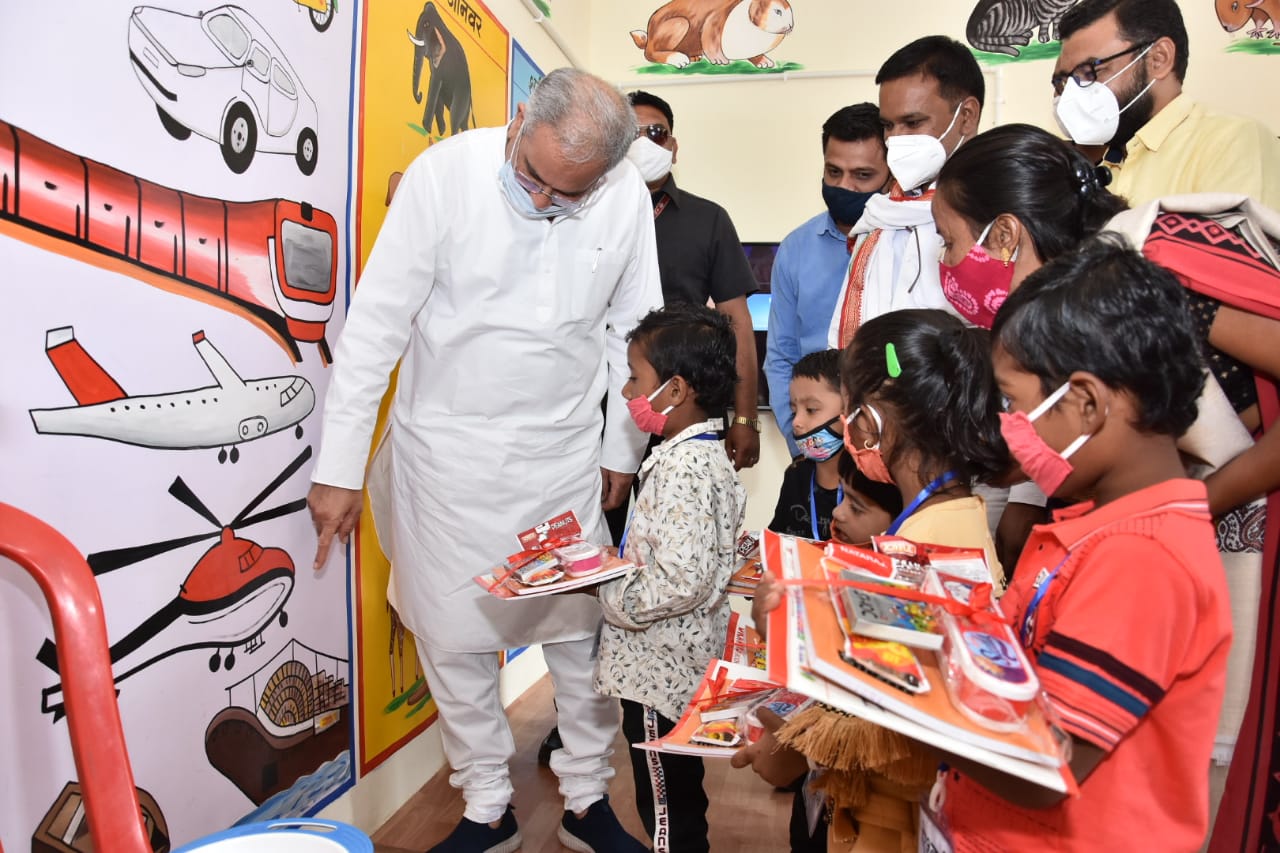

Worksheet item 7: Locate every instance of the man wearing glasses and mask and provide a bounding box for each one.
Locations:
[622,91,760,478]
[1055,0,1280,207]
[308,67,658,853]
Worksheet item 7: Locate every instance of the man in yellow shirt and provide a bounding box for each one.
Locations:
[1053,0,1280,208]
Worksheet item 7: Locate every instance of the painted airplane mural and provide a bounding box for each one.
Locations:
[36,447,311,720]
[29,327,314,464]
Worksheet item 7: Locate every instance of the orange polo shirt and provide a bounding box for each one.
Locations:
[942,479,1231,851]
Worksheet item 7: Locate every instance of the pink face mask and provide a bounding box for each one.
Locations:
[998,380,1092,496]
[939,220,1018,330]
[627,378,674,436]
[842,405,895,484]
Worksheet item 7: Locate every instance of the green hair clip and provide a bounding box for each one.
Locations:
[885,343,902,378]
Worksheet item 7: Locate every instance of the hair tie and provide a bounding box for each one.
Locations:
[885,343,902,378]
[1072,162,1096,197]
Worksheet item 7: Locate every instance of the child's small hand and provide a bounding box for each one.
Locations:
[730,707,809,787]
[750,570,783,641]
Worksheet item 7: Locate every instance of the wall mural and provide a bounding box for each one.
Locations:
[1219,0,1280,53]
[0,0,356,848]
[352,0,509,775]
[966,0,1078,63]
[629,0,800,75]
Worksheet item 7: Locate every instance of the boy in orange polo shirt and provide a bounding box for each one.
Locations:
[930,236,1231,851]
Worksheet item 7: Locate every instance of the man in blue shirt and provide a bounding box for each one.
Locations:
[764,104,889,455]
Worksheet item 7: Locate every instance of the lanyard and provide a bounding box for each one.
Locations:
[1019,554,1070,648]
[618,432,719,559]
[652,194,671,220]
[884,471,957,536]
[809,471,844,541]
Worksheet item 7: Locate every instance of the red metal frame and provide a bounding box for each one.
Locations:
[0,502,151,853]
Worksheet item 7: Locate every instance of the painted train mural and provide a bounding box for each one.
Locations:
[0,119,339,363]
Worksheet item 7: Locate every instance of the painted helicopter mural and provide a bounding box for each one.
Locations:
[29,327,314,464]
[35,447,311,720]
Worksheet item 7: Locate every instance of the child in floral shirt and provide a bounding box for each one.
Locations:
[593,303,746,853]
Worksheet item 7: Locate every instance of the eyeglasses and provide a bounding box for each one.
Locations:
[510,133,599,211]
[636,123,671,146]
[1050,41,1154,96]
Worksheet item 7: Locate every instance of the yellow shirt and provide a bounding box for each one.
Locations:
[894,495,1004,590]
[1106,94,1280,209]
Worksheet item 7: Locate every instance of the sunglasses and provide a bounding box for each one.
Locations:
[1051,41,1154,96]
[636,123,672,146]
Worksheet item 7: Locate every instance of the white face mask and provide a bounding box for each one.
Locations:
[1053,44,1155,147]
[885,103,964,192]
[625,135,674,184]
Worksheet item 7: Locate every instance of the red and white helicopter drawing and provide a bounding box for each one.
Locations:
[28,327,314,463]
[36,447,312,720]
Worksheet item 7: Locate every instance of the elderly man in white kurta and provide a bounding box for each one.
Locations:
[308,69,660,853]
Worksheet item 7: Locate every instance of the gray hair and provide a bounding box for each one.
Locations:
[524,68,635,170]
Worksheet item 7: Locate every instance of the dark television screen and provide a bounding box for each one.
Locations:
[740,242,781,409]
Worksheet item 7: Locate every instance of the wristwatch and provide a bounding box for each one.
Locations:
[731,415,762,433]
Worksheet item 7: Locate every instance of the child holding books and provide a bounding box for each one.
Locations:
[930,237,1231,851]
[839,308,1008,588]
[593,303,746,853]
[770,349,851,541]
[740,308,1011,851]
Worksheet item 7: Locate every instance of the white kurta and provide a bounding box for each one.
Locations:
[313,126,663,653]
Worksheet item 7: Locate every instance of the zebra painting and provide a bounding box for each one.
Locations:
[967,0,1080,57]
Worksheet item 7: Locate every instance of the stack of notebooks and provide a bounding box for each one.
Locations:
[761,529,1076,793]
[725,531,764,597]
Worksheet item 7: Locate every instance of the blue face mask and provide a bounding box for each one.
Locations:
[499,159,571,220]
[821,183,876,227]
[795,416,845,462]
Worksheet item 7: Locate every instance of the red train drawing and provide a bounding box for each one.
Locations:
[0,119,338,363]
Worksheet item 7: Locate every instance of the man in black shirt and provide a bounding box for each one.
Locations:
[626,90,761,475]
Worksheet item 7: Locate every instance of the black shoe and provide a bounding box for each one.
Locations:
[558,795,648,852]
[426,806,520,853]
[537,726,562,767]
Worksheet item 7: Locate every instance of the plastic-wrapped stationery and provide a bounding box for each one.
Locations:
[925,569,1039,732]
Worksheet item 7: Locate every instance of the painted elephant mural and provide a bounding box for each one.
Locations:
[407,2,474,137]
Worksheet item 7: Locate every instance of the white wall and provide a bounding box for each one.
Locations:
[592,0,1279,242]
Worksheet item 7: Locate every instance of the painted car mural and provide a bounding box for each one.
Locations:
[128,5,321,175]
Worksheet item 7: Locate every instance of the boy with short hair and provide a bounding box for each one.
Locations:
[594,303,747,853]
[937,236,1231,851]
[770,349,847,540]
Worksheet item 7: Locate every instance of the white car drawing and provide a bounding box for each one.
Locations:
[128,4,320,175]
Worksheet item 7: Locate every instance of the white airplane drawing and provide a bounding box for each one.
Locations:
[28,327,314,462]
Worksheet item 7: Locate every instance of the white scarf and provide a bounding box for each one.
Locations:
[829,188,958,348]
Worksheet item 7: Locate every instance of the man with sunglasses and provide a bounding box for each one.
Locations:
[622,91,760,477]
[308,67,658,853]
[1055,0,1280,207]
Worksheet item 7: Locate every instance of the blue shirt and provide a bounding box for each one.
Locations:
[763,210,850,456]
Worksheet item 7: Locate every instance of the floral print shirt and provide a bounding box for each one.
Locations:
[594,419,747,720]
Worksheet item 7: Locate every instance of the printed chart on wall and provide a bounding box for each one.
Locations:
[0,1,357,849]
[509,40,545,120]
[353,0,510,774]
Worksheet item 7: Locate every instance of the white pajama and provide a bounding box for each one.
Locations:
[416,635,617,823]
